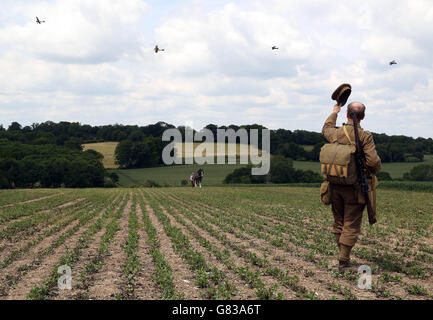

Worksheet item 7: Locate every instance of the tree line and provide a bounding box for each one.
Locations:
[3,120,433,164]
[0,139,117,189]
[1,120,433,175]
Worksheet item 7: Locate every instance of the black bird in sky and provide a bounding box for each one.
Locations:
[271,46,279,50]
[154,45,165,53]
[36,16,45,24]
[389,60,397,65]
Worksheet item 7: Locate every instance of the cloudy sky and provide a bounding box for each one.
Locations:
[1,0,433,138]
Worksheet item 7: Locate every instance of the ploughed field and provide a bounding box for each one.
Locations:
[0,187,432,300]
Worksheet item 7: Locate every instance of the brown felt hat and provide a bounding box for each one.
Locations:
[332,83,351,106]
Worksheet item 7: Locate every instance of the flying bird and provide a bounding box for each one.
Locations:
[272,46,279,50]
[154,45,165,53]
[36,16,45,24]
[389,60,397,65]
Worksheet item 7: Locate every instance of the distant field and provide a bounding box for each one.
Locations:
[174,142,261,159]
[293,161,321,173]
[83,141,261,170]
[83,142,118,168]
[112,163,247,187]
[301,145,314,152]
[84,141,432,180]
[378,154,433,178]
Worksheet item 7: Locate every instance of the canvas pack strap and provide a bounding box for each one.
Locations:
[343,125,355,145]
[344,124,365,142]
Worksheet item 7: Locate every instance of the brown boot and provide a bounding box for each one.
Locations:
[338,260,356,273]
[338,244,356,273]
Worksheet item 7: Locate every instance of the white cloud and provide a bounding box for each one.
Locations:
[153,2,311,78]
[0,0,148,64]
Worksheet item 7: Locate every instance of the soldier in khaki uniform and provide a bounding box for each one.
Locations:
[322,102,382,272]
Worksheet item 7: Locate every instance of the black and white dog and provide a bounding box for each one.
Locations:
[190,169,204,188]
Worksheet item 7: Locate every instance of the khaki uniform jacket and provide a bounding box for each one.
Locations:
[322,112,382,175]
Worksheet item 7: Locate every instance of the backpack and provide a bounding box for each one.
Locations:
[319,125,362,185]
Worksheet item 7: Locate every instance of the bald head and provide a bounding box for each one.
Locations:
[347,102,365,121]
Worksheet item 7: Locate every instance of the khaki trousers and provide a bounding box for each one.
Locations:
[330,184,366,247]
